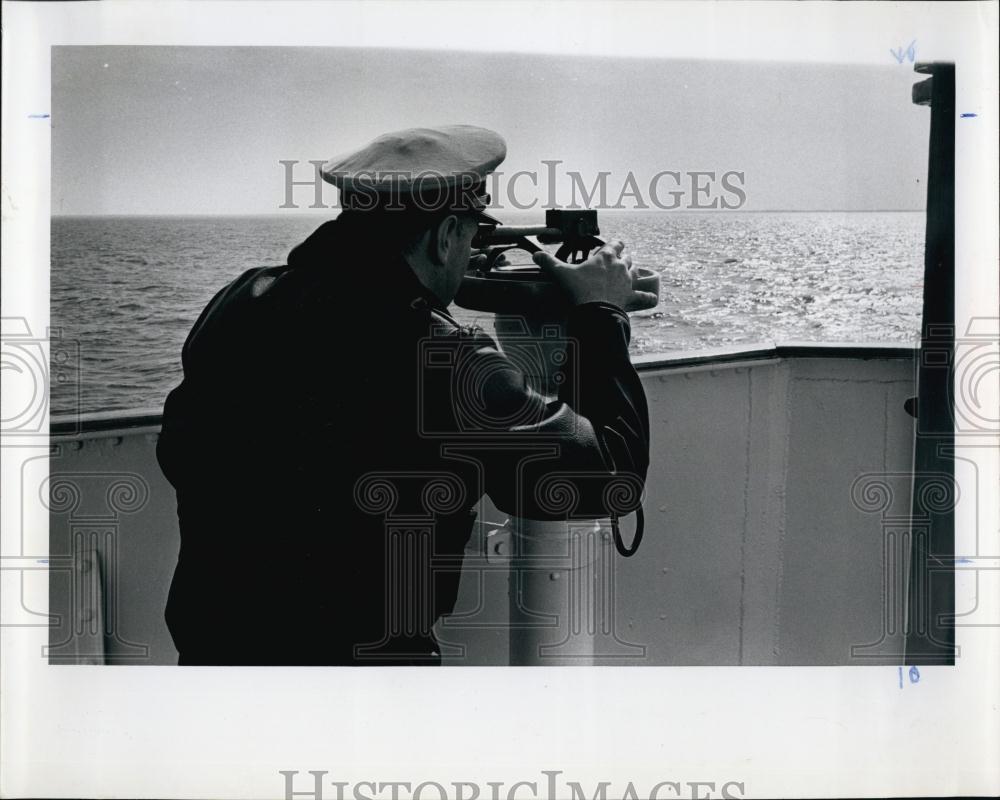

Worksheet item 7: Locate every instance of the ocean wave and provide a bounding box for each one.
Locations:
[51,212,925,415]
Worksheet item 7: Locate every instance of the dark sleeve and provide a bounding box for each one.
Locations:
[451,302,650,520]
[155,279,235,489]
[156,267,273,488]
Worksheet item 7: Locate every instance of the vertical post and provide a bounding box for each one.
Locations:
[496,314,644,665]
[496,314,599,664]
[905,62,956,664]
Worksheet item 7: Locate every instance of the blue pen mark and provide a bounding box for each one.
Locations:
[37,559,49,564]
[898,665,922,688]
[890,40,917,64]
[960,113,977,118]
[956,558,974,564]
[28,113,50,119]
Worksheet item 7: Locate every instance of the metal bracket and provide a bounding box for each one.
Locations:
[484,522,512,564]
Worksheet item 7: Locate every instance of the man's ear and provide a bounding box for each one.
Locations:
[432,215,461,266]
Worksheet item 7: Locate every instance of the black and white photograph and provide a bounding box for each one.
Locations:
[2,2,998,798]
[44,43,959,668]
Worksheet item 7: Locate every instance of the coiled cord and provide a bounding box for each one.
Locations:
[611,506,644,557]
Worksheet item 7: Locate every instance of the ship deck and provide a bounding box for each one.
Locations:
[46,342,917,665]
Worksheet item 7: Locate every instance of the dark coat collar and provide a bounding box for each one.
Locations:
[289,217,449,313]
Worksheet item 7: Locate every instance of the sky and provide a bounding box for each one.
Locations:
[51,46,930,215]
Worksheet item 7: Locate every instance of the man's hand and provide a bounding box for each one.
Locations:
[533,240,656,311]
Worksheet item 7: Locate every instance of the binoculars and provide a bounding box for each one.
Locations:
[456,210,660,314]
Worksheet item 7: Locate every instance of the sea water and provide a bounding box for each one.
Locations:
[50,211,924,416]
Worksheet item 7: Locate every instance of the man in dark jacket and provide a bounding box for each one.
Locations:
[156,125,652,665]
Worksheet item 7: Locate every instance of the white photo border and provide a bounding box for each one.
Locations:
[2,2,998,798]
